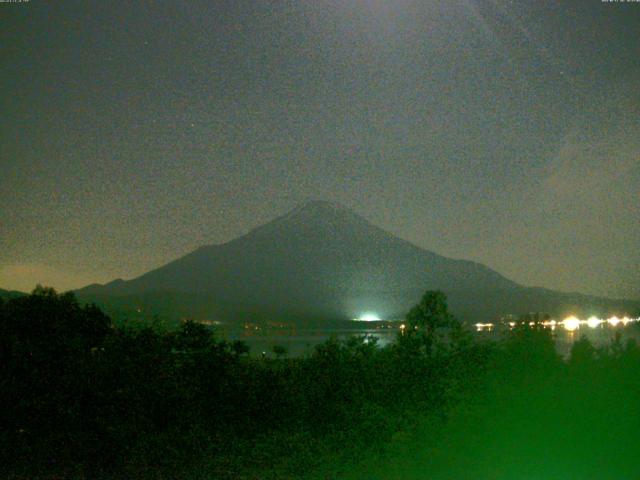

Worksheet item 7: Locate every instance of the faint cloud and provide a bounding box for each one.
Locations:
[482,85,640,299]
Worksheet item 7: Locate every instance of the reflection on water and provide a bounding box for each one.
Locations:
[226,328,399,357]
[474,315,640,358]
[224,316,640,358]
[474,315,638,333]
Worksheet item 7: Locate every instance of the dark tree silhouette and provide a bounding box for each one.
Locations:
[0,285,111,350]
[272,344,288,358]
[2,285,640,480]
[174,319,213,351]
[231,339,250,356]
[405,290,455,335]
[569,335,597,368]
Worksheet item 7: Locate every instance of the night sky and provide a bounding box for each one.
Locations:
[1,1,639,299]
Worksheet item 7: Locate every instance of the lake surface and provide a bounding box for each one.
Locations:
[222,318,640,358]
[474,321,640,358]
[225,327,398,357]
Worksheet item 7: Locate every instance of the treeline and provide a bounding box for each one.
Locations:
[1,287,640,479]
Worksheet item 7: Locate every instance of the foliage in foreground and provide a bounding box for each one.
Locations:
[1,287,640,479]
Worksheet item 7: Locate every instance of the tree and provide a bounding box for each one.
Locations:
[405,290,455,335]
[174,320,213,351]
[231,339,250,356]
[272,344,288,359]
[397,290,460,358]
[1,285,111,349]
[569,335,597,368]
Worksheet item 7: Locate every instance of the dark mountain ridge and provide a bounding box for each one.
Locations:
[76,201,639,324]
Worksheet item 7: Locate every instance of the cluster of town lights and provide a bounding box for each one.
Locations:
[475,316,639,332]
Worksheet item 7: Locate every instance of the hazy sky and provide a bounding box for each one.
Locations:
[1,1,639,299]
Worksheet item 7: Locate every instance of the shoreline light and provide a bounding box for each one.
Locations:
[475,322,494,331]
[474,315,638,333]
[562,316,581,332]
[587,316,603,329]
[356,313,381,322]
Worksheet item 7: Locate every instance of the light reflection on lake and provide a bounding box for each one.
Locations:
[474,316,640,357]
[223,317,640,358]
[225,328,398,357]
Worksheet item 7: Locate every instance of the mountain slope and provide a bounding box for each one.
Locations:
[76,201,639,323]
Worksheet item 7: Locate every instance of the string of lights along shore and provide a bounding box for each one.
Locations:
[474,316,640,332]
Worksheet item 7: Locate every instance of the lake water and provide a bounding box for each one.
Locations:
[222,319,640,358]
[223,327,398,357]
[474,321,640,358]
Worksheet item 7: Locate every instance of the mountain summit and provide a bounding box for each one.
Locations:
[77,202,637,323]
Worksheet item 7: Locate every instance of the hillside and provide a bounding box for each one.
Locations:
[76,201,640,324]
